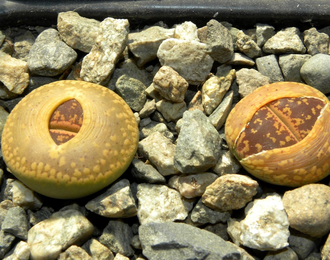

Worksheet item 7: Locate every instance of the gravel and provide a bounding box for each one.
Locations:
[1,10,330,260]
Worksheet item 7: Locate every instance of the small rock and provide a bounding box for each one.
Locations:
[98,220,134,257]
[85,179,137,218]
[28,206,54,226]
[212,149,241,175]
[206,19,234,63]
[202,174,258,211]
[227,53,255,66]
[155,99,186,122]
[174,21,199,41]
[2,206,29,240]
[204,222,229,241]
[0,51,29,94]
[153,66,188,103]
[304,27,329,55]
[57,245,92,260]
[264,247,298,260]
[1,179,42,210]
[139,222,244,260]
[82,238,114,260]
[136,183,193,224]
[13,30,35,61]
[168,172,218,199]
[57,11,100,53]
[289,230,318,260]
[300,53,330,94]
[3,241,30,260]
[157,38,214,85]
[0,200,15,226]
[236,68,271,98]
[278,54,311,82]
[209,90,234,130]
[139,99,156,118]
[139,120,174,141]
[107,58,153,91]
[115,75,147,112]
[130,158,166,184]
[174,109,222,173]
[80,18,129,85]
[28,28,77,76]
[282,183,330,237]
[202,69,235,115]
[190,198,231,225]
[256,23,275,47]
[27,209,94,260]
[0,231,15,259]
[256,54,284,82]
[128,26,174,67]
[236,30,262,58]
[263,27,306,54]
[227,193,290,251]
[138,131,179,176]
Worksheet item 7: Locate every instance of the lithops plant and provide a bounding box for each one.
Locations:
[2,80,139,199]
[225,82,330,187]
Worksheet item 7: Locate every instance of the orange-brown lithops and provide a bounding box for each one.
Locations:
[2,80,139,199]
[225,82,330,187]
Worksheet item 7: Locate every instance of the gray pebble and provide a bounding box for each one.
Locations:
[2,206,29,240]
[256,54,284,82]
[279,54,311,82]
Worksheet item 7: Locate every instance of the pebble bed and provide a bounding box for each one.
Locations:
[1,11,330,260]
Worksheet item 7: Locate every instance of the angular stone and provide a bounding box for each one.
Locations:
[157,38,213,85]
[0,231,15,259]
[0,200,15,227]
[107,59,153,91]
[27,209,94,260]
[227,193,290,251]
[209,90,233,130]
[138,131,179,176]
[174,110,222,173]
[227,53,255,66]
[99,220,134,257]
[236,68,271,98]
[85,179,137,218]
[13,30,35,61]
[0,51,29,94]
[2,206,29,240]
[128,26,174,67]
[155,99,186,122]
[80,18,129,85]
[168,172,218,199]
[279,54,311,82]
[2,179,42,210]
[174,21,199,41]
[304,27,329,55]
[139,222,243,260]
[139,99,156,118]
[114,253,130,260]
[136,183,193,224]
[153,66,188,103]
[256,23,275,47]
[190,198,231,225]
[289,230,318,260]
[57,11,100,53]
[82,238,114,260]
[206,19,234,63]
[115,75,147,111]
[28,28,77,76]
[187,90,204,112]
[3,241,30,260]
[139,120,174,142]
[283,184,330,237]
[256,54,284,82]
[57,245,92,260]
[130,158,166,184]
[202,174,258,211]
[263,27,306,54]
[236,30,262,58]
[300,53,330,94]
[28,206,54,226]
[212,149,241,175]
[202,69,235,115]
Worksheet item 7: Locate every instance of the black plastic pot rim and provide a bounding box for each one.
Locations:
[1,0,330,29]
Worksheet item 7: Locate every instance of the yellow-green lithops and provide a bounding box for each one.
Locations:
[225,82,330,187]
[2,80,139,199]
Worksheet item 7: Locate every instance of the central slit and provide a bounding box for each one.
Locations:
[49,99,83,145]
